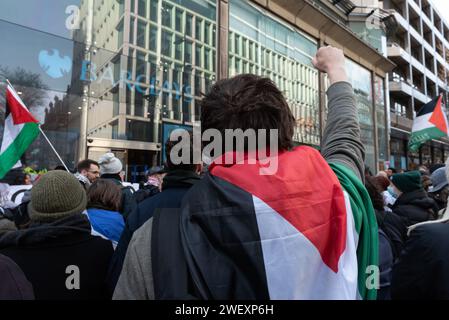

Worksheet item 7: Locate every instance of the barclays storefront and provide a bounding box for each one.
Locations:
[0,0,393,182]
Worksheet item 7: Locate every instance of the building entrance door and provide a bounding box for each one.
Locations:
[127,149,157,183]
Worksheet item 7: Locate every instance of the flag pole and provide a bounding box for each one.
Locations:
[37,127,70,172]
[5,78,70,172]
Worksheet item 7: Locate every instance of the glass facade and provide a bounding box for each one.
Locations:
[346,59,375,172]
[228,0,320,146]
[375,75,387,170]
[0,0,389,176]
[0,0,216,173]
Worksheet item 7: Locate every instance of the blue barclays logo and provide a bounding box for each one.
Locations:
[80,60,193,102]
[38,49,72,79]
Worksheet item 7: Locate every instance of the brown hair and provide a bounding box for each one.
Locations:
[200,74,295,153]
[365,177,385,211]
[87,179,122,212]
[77,159,99,172]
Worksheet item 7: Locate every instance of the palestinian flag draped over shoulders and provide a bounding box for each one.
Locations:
[409,95,449,152]
[0,84,40,179]
[180,146,378,300]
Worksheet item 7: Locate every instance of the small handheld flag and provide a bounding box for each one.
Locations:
[408,95,449,152]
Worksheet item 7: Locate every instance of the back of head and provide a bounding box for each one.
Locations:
[430,166,448,193]
[200,74,295,155]
[373,175,390,192]
[98,153,123,175]
[391,171,423,194]
[28,171,87,223]
[165,131,198,172]
[365,177,384,211]
[87,179,122,212]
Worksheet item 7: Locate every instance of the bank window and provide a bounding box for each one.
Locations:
[186,14,193,36]
[185,41,192,63]
[196,18,202,41]
[242,38,247,58]
[175,35,183,60]
[195,74,202,96]
[162,31,172,56]
[136,51,146,75]
[235,34,240,55]
[175,9,183,32]
[196,45,202,68]
[150,0,158,22]
[162,4,173,28]
[138,0,147,18]
[130,17,135,44]
[204,48,211,70]
[205,22,211,45]
[149,26,157,51]
[137,20,146,48]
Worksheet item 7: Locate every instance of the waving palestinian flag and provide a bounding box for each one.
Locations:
[180,147,378,300]
[0,84,40,179]
[409,95,449,152]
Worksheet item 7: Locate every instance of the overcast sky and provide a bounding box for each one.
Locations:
[430,0,449,25]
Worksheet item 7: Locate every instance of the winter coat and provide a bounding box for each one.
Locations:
[392,222,449,299]
[0,253,34,300]
[377,229,393,300]
[0,214,114,300]
[375,210,407,260]
[101,174,137,220]
[392,189,438,227]
[86,208,125,245]
[106,169,200,293]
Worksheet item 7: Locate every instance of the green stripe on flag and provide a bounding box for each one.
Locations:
[329,162,379,300]
[0,123,39,179]
[409,126,447,152]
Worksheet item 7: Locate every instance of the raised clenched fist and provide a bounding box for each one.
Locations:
[312,46,348,85]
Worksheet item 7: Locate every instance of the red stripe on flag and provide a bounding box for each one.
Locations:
[209,147,347,273]
[429,96,449,135]
[6,86,39,125]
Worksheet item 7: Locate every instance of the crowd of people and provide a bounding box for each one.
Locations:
[0,46,449,300]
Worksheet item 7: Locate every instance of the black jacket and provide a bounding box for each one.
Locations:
[392,222,449,300]
[375,210,408,260]
[101,174,137,220]
[107,169,200,293]
[0,214,114,300]
[392,189,438,227]
[0,254,34,300]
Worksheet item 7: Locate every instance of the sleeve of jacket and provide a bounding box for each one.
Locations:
[321,82,365,181]
[113,218,155,300]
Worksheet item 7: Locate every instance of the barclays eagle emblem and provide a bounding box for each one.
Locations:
[38,49,72,79]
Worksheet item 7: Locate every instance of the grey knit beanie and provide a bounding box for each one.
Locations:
[98,153,123,175]
[28,171,87,223]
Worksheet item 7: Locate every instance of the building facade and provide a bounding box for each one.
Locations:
[382,0,449,170]
[0,0,394,182]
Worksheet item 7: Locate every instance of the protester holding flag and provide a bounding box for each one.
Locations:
[114,46,378,300]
